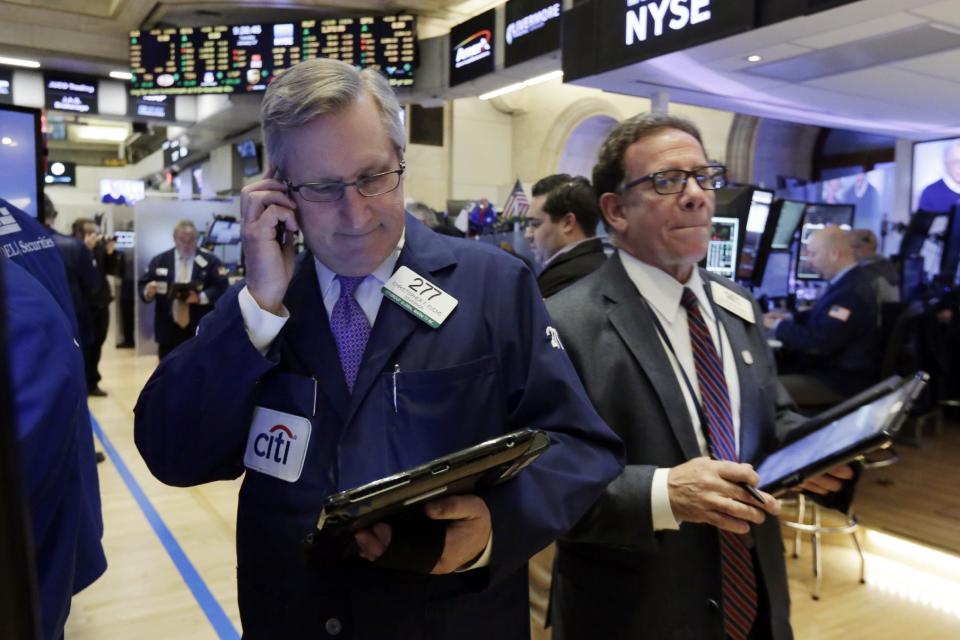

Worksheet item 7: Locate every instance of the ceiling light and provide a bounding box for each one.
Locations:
[110,70,133,81]
[1,136,12,145]
[523,70,563,86]
[746,55,763,63]
[0,55,41,69]
[479,82,525,101]
[72,125,130,143]
[479,70,565,100]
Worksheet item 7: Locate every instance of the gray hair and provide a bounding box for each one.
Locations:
[592,113,705,198]
[173,220,196,237]
[406,201,440,228]
[260,58,406,173]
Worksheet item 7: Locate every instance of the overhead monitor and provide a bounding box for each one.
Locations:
[449,9,496,86]
[129,93,174,121]
[795,203,855,281]
[504,0,562,68]
[129,15,416,95]
[736,188,775,283]
[0,68,11,105]
[770,199,806,250]
[236,139,261,178]
[44,73,98,115]
[0,104,44,218]
[44,161,76,186]
[705,216,740,280]
[912,137,960,213]
[100,179,145,205]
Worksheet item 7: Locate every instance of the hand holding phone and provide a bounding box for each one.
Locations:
[239,165,301,314]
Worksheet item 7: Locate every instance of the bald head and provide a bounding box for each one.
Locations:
[848,228,878,261]
[807,226,856,280]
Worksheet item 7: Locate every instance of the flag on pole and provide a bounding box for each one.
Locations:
[501,179,530,221]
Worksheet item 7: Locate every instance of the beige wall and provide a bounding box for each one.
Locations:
[413,79,737,211]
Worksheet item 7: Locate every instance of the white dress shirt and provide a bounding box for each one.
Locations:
[237,229,492,570]
[619,251,742,531]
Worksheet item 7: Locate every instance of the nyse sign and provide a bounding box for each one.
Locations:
[625,0,712,46]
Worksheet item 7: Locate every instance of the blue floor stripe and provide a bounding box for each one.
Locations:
[89,413,241,640]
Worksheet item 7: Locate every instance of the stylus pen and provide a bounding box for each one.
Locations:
[740,482,766,506]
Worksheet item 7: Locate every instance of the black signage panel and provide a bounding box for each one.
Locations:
[128,93,175,121]
[449,10,496,87]
[504,0,562,68]
[568,0,756,80]
[44,161,76,186]
[44,73,98,114]
[0,69,11,105]
[130,15,416,96]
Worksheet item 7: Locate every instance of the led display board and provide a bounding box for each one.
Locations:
[504,0,562,68]
[44,73,98,114]
[130,14,416,95]
[449,10,496,87]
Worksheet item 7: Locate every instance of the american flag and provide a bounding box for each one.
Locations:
[501,179,530,220]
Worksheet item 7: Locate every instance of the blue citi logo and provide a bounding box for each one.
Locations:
[254,424,296,465]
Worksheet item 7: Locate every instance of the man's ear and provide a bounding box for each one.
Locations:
[599,192,628,234]
[560,211,579,235]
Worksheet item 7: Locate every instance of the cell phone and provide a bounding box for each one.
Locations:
[276,221,287,246]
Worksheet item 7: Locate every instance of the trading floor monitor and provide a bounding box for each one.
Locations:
[769,199,807,251]
[736,189,775,284]
[705,216,740,280]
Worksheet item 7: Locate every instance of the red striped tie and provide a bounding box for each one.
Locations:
[681,287,758,640]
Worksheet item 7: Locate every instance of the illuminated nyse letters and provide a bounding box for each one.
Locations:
[625,0,711,46]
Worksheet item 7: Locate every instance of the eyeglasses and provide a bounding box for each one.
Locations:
[620,164,727,196]
[285,161,406,203]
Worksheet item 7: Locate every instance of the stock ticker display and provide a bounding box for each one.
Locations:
[130,15,416,95]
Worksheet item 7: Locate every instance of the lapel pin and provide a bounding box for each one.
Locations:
[741,350,754,365]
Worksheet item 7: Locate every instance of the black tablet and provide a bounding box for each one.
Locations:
[757,372,928,495]
[316,428,550,532]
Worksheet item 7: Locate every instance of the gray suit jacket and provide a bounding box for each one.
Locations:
[546,253,798,640]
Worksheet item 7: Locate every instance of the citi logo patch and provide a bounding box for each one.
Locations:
[0,208,23,237]
[243,406,311,482]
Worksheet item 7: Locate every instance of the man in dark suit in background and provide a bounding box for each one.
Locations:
[765,226,881,404]
[72,218,121,396]
[547,113,852,640]
[848,228,899,303]
[525,175,606,298]
[139,220,228,358]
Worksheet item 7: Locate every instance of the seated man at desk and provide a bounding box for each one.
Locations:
[763,227,880,405]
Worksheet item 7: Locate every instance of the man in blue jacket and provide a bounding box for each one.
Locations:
[1,200,106,639]
[134,58,622,639]
[764,226,881,403]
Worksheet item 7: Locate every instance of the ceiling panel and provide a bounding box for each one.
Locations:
[791,12,925,49]
[911,0,960,26]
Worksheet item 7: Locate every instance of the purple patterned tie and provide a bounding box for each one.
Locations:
[681,287,758,640]
[330,275,370,393]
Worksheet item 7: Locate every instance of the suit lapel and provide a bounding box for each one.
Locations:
[702,273,762,463]
[279,256,350,421]
[602,256,702,460]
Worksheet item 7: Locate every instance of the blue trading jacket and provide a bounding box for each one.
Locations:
[135,214,623,639]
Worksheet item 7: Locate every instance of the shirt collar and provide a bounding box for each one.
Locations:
[619,251,714,326]
[542,237,593,268]
[175,249,195,263]
[315,228,406,297]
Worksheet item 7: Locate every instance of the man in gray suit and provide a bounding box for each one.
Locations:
[546,113,851,640]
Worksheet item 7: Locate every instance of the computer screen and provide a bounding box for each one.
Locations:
[113,231,135,249]
[770,200,806,250]
[705,217,740,280]
[236,140,262,178]
[207,219,241,245]
[795,203,855,281]
[912,137,960,213]
[757,250,791,299]
[0,105,43,218]
[736,189,774,281]
[100,179,145,205]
